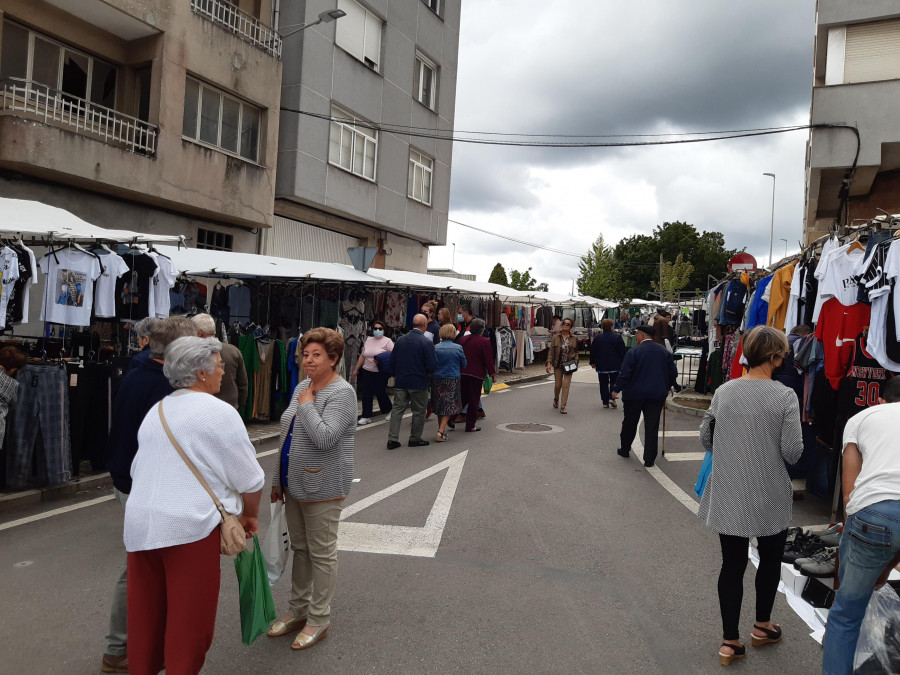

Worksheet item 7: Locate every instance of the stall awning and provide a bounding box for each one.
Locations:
[0,197,183,243]
[367,268,534,302]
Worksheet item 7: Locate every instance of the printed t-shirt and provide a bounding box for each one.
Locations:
[813,245,865,322]
[815,298,871,390]
[15,245,38,324]
[148,252,178,318]
[94,251,129,319]
[857,239,900,371]
[0,247,20,329]
[115,253,158,320]
[39,249,102,326]
[842,401,900,515]
[5,245,30,325]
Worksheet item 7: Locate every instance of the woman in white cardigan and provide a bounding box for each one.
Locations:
[124,336,265,675]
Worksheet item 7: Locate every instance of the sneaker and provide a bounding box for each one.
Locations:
[798,548,837,578]
[357,418,371,426]
[101,654,129,673]
[815,523,844,547]
[782,532,826,564]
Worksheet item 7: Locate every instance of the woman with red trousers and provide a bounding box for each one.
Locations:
[458,319,495,432]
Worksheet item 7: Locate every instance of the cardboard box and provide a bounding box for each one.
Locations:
[781,563,808,596]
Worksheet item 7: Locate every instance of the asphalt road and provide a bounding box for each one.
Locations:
[0,371,829,674]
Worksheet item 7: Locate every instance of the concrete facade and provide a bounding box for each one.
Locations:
[805,0,900,242]
[275,0,460,272]
[0,0,282,250]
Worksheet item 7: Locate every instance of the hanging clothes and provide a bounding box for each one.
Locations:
[238,334,259,421]
[40,249,103,327]
[856,238,900,371]
[93,250,129,319]
[148,251,178,318]
[765,261,796,330]
[745,275,773,330]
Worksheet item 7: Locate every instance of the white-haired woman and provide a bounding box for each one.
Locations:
[124,336,265,675]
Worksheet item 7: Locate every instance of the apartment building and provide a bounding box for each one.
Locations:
[805,0,900,243]
[0,0,282,252]
[268,0,460,271]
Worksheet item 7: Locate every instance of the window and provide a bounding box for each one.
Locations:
[182,76,262,162]
[328,106,377,181]
[421,0,442,16]
[196,228,234,251]
[408,149,433,205]
[335,0,382,71]
[414,53,437,111]
[0,20,117,108]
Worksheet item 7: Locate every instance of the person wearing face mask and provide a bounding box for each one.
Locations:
[351,322,394,426]
[696,325,803,667]
[455,305,474,340]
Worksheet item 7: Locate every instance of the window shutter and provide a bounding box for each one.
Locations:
[340,126,353,170]
[364,137,376,179]
[329,120,342,164]
[336,0,366,62]
[423,165,432,204]
[364,11,381,68]
[845,19,900,84]
[408,158,415,197]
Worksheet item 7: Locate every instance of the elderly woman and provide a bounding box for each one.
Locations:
[431,323,466,442]
[546,317,579,414]
[268,328,356,651]
[698,325,803,667]
[124,337,265,675]
[458,318,495,433]
[589,318,626,409]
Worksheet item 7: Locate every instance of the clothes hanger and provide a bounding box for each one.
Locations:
[847,240,865,253]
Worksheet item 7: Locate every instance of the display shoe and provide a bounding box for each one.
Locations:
[794,546,837,571]
[817,523,844,547]
[799,549,838,578]
[718,642,746,666]
[268,615,307,637]
[784,526,803,546]
[751,624,782,647]
[291,625,329,651]
[782,532,826,563]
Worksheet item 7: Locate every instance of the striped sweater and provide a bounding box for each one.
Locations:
[274,377,356,502]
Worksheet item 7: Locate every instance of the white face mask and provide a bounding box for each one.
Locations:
[372,329,384,338]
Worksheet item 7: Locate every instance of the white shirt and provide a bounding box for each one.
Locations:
[18,245,38,324]
[859,240,900,371]
[813,245,865,322]
[843,401,900,515]
[38,250,102,326]
[148,252,178,318]
[93,251,129,319]
[0,247,20,329]
[124,392,266,552]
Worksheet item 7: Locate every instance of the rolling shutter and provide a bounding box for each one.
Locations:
[844,19,900,84]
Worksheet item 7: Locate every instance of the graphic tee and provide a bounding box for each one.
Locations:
[39,249,102,326]
[115,253,158,321]
[16,245,38,325]
[836,334,894,424]
[813,245,865,322]
[94,252,129,319]
[0,247,20,329]
[814,298,871,390]
[148,252,178,318]
[857,239,900,371]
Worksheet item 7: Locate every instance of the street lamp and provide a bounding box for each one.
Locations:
[780,238,788,259]
[763,172,776,267]
[280,9,346,38]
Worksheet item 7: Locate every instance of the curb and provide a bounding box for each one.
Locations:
[666,399,707,418]
[498,373,551,387]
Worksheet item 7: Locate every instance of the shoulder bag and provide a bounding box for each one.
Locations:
[561,337,579,373]
[157,401,247,556]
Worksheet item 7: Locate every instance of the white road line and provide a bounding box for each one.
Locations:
[518,381,553,388]
[664,452,707,462]
[0,495,116,532]
[632,416,699,515]
[661,430,700,437]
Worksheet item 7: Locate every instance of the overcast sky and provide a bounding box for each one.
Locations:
[426,0,817,294]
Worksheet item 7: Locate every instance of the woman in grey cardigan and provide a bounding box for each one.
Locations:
[268,328,356,651]
[698,326,803,667]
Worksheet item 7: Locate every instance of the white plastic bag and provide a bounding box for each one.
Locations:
[261,500,290,586]
[853,585,900,674]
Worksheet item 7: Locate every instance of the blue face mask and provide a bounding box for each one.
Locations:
[457,314,463,322]
[373,329,384,338]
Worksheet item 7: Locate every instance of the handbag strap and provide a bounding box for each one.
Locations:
[157,401,227,520]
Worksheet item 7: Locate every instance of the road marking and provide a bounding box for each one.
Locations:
[660,430,700,437]
[518,381,553,388]
[632,416,699,515]
[664,452,707,462]
[0,495,116,532]
[338,450,468,558]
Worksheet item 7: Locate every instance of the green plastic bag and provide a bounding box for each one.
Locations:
[483,375,493,394]
[234,534,276,645]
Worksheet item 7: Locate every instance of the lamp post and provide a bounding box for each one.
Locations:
[763,172,776,267]
[280,9,346,38]
[452,243,456,270]
[780,238,788,259]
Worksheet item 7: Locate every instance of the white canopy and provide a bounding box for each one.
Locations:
[368,268,534,302]
[0,197,183,243]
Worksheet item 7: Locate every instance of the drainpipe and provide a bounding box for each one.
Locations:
[273,0,281,30]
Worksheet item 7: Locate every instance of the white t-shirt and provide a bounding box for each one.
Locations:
[813,245,865,321]
[0,247,21,329]
[843,401,900,515]
[148,252,178,318]
[125,392,266,552]
[38,250,102,326]
[19,245,38,324]
[857,240,900,371]
[93,252,129,319]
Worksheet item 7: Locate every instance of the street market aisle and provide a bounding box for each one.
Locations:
[0,379,823,674]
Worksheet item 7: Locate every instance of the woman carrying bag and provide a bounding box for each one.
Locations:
[546,318,579,414]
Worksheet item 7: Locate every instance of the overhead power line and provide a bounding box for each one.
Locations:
[448,219,582,257]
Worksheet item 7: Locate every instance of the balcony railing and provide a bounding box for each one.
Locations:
[0,78,158,155]
[191,0,282,59]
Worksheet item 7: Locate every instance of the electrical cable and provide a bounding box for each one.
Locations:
[447,219,583,257]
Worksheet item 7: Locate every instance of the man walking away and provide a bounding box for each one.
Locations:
[192,313,248,410]
[101,316,196,673]
[387,314,437,448]
[822,376,900,675]
[611,324,677,467]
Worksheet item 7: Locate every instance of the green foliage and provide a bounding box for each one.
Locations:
[508,267,545,291]
[577,235,630,303]
[651,253,694,302]
[488,262,509,286]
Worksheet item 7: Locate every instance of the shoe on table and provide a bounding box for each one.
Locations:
[782,532,826,564]
[101,654,129,673]
[387,441,401,450]
[798,549,837,577]
[357,417,371,426]
[408,439,429,447]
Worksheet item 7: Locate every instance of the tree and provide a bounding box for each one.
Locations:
[577,235,629,302]
[508,267,545,291]
[651,253,694,303]
[488,262,509,286]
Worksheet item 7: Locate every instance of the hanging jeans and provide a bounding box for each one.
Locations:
[6,364,71,489]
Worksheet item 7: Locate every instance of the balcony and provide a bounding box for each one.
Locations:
[190,0,282,59]
[0,78,158,155]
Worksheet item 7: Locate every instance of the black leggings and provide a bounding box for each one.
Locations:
[717,530,788,640]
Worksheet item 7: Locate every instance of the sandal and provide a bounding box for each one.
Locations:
[610,400,617,408]
[751,623,782,647]
[268,615,307,637]
[560,407,567,414]
[718,642,746,666]
[434,431,448,442]
[552,399,559,409]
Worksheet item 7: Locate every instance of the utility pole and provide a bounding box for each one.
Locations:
[659,252,664,303]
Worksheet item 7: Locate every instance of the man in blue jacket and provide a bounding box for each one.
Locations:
[387,313,437,449]
[612,324,678,467]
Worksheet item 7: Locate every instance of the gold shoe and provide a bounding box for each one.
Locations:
[291,624,329,650]
[267,615,307,637]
